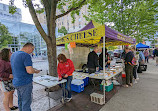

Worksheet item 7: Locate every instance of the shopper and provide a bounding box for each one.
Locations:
[11,43,41,111]
[57,54,75,102]
[124,47,134,87]
[153,49,155,60]
[154,48,158,66]
[0,48,18,111]
[87,47,100,74]
[99,48,111,69]
[131,46,139,83]
[143,49,149,63]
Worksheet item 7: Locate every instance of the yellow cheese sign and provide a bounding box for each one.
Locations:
[57,25,105,45]
[117,33,133,43]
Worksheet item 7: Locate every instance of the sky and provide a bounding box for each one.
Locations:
[0,0,41,24]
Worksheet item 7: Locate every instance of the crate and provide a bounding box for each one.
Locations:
[90,93,104,105]
[83,77,89,86]
[71,83,84,93]
[100,83,113,92]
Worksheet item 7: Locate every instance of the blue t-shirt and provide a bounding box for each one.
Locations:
[11,51,33,87]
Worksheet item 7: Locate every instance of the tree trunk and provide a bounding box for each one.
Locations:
[47,44,57,76]
[47,39,57,76]
[47,19,57,76]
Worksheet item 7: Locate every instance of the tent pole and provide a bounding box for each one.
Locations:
[103,35,106,104]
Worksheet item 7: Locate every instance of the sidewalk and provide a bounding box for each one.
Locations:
[0,83,60,111]
[100,59,158,111]
[1,59,157,111]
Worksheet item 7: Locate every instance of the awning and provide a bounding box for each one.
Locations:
[136,43,149,49]
[57,21,135,47]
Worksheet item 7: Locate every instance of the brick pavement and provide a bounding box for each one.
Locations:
[0,83,60,111]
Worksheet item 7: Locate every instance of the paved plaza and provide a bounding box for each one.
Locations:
[0,58,158,111]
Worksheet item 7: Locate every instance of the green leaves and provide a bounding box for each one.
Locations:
[9,5,17,14]
[0,23,12,49]
[58,26,68,35]
[36,8,44,14]
[87,0,158,43]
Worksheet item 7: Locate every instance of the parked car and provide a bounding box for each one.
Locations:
[107,51,114,60]
[113,49,123,58]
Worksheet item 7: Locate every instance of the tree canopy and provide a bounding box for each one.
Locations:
[58,26,68,35]
[7,0,158,76]
[0,23,12,49]
[86,0,158,43]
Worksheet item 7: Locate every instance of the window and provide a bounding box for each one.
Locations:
[67,21,69,26]
[67,15,69,20]
[79,18,81,22]
[3,5,6,11]
[79,22,81,28]
[73,24,75,29]
[62,22,63,25]
[79,11,81,16]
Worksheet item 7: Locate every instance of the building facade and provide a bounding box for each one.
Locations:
[37,4,89,33]
[0,3,46,55]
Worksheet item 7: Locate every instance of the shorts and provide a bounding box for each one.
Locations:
[0,80,15,92]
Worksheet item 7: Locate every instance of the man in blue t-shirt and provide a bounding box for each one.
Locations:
[11,43,40,111]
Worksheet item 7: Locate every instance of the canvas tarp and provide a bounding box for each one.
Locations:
[136,43,149,49]
[56,21,135,47]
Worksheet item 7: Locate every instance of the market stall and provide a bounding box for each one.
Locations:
[136,43,149,49]
[56,20,135,104]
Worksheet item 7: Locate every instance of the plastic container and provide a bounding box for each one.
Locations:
[83,77,89,86]
[71,82,84,93]
[100,83,113,92]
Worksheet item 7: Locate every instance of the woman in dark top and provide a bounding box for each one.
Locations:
[0,48,18,111]
[124,47,134,88]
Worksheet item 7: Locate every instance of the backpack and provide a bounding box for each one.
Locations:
[132,56,137,65]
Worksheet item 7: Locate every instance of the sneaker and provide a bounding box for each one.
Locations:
[134,80,137,84]
[136,78,139,81]
[10,106,18,110]
[129,83,133,86]
[65,97,72,102]
[60,98,65,103]
[123,85,129,88]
